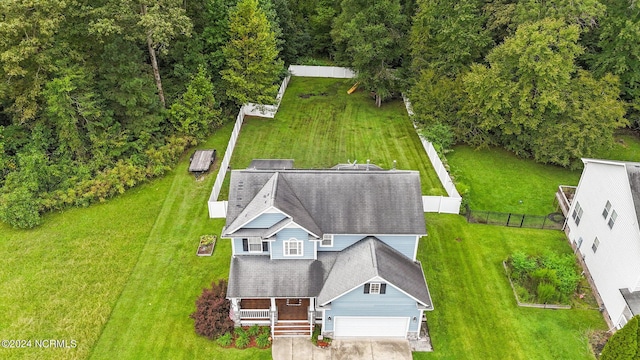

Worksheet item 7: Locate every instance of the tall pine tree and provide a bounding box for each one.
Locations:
[221,0,283,106]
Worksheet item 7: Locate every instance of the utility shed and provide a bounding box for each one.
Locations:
[189,149,216,177]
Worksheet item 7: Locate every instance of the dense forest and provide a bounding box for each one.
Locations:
[1,0,638,228]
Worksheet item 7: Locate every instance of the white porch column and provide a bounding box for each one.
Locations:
[230,298,241,326]
[270,297,277,337]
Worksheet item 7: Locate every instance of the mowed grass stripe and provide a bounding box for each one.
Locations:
[228,77,445,195]
[89,122,270,359]
[0,168,174,360]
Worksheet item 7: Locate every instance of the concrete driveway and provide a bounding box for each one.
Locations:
[272,338,412,360]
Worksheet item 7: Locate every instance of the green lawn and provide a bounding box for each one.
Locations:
[416,214,606,360]
[0,75,613,360]
[226,77,446,196]
[0,122,269,360]
[447,132,640,214]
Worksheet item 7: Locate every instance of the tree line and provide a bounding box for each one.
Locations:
[1,0,637,228]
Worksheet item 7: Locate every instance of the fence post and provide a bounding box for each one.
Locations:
[520,215,525,228]
[507,213,511,226]
[542,216,547,229]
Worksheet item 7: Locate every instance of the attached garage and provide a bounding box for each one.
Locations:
[333,317,409,338]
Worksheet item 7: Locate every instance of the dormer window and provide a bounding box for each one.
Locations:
[320,234,333,247]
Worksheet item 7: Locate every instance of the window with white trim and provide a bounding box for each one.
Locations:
[364,282,386,294]
[572,202,583,226]
[592,237,600,253]
[575,237,583,249]
[369,283,381,294]
[284,239,303,256]
[320,234,333,247]
[602,201,611,219]
[248,237,262,252]
[608,210,617,229]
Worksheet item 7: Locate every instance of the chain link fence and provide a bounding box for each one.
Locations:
[465,207,566,230]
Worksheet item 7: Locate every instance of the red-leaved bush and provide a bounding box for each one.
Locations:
[190,279,235,339]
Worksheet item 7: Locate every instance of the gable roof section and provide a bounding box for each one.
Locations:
[224,168,426,235]
[224,172,321,237]
[272,175,322,237]
[316,237,432,307]
[225,173,279,235]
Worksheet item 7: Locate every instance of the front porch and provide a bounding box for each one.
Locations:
[232,297,315,337]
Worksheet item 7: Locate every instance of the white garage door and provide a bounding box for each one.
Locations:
[334,317,409,338]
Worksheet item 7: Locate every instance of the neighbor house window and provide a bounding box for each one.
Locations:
[284,239,303,256]
[592,237,600,253]
[572,202,583,226]
[364,283,386,294]
[602,201,611,219]
[608,210,617,229]
[575,237,583,249]
[320,234,333,247]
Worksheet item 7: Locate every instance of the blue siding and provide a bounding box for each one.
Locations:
[242,213,286,228]
[271,228,315,259]
[323,284,421,332]
[232,238,269,255]
[324,235,416,259]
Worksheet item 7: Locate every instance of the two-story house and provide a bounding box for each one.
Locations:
[561,158,640,329]
[221,160,433,338]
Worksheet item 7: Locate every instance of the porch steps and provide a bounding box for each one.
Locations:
[273,321,311,337]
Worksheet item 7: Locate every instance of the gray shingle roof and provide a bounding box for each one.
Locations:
[621,288,640,316]
[224,168,426,236]
[249,159,294,170]
[316,237,432,307]
[227,254,338,298]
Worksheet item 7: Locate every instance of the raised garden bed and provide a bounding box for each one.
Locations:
[197,235,216,256]
[503,251,584,309]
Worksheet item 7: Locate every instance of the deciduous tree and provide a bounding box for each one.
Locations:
[332,0,407,107]
[463,19,626,168]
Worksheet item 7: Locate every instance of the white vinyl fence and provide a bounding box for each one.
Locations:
[288,65,356,78]
[402,95,462,214]
[243,75,291,118]
[208,65,462,217]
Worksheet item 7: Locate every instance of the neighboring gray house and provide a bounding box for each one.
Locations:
[222,160,433,339]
